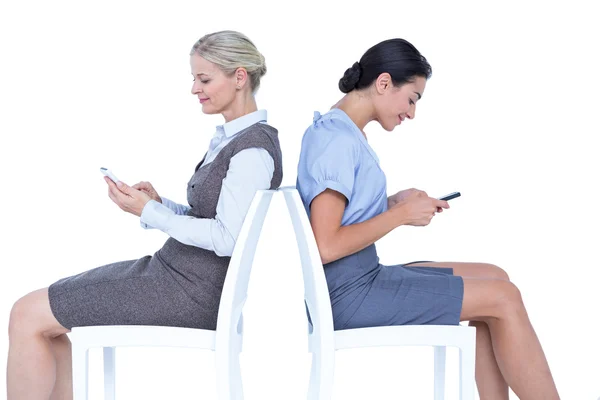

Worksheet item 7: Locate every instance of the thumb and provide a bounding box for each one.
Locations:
[133,181,150,190]
[434,199,450,209]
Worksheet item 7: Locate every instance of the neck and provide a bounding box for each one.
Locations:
[222,92,258,122]
[333,91,376,133]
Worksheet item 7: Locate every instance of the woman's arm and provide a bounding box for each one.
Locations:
[159,197,191,215]
[310,189,449,264]
[131,183,190,229]
[139,148,274,256]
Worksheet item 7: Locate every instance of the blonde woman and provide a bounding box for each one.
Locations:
[7,30,283,399]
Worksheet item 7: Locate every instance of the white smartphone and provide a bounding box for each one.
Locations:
[100,167,120,183]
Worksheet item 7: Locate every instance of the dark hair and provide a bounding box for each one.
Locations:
[339,39,432,94]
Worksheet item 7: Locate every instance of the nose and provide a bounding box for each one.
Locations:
[191,80,201,95]
[406,103,416,120]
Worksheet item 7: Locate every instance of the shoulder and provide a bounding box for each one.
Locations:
[222,122,281,163]
[242,122,278,139]
[301,110,360,155]
[234,122,280,150]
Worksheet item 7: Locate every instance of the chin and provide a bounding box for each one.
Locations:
[382,122,397,132]
[200,105,219,115]
[375,118,395,132]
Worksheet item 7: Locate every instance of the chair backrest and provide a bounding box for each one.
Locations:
[280,187,335,343]
[215,189,275,340]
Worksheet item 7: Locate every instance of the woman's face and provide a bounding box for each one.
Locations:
[190,53,238,115]
[374,75,427,132]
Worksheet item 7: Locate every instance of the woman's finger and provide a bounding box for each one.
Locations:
[107,188,120,207]
[107,179,131,206]
[433,199,450,209]
[134,181,151,191]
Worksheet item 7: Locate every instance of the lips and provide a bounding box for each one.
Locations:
[199,98,209,103]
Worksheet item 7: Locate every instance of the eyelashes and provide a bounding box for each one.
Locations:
[192,77,210,84]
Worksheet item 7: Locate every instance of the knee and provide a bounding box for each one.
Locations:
[8,289,57,339]
[494,280,525,317]
[483,263,510,281]
[9,296,32,338]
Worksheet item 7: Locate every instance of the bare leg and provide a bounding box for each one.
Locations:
[406,262,509,399]
[7,288,71,400]
[461,278,559,399]
[470,320,509,399]
[405,261,510,282]
[50,334,72,400]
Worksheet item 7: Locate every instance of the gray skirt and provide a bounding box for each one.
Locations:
[324,244,464,331]
[48,252,218,331]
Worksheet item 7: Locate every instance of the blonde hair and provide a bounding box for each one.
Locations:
[190,30,267,93]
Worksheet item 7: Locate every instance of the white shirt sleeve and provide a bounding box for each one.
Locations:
[139,197,191,229]
[160,197,191,215]
[139,148,275,256]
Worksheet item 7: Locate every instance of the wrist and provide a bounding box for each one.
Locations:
[140,199,156,219]
[388,203,408,227]
[387,195,394,209]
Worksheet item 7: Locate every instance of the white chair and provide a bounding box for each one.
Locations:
[280,187,476,400]
[70,189,276,400]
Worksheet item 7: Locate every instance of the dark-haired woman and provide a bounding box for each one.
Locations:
[296,38,559,400]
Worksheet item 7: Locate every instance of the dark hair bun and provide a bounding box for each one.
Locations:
[339,62,362,93]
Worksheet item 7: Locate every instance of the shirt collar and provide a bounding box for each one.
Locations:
[220,109,267,138]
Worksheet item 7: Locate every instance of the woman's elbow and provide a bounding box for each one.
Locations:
[214,246,234,258]
[317,242,336,265]
[214,234,236,257]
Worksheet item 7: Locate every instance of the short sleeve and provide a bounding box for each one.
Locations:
[297,117,359,208]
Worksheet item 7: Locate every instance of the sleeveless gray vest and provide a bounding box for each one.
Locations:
[155,122,283,329]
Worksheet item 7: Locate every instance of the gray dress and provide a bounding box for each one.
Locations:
[49,123,283,330]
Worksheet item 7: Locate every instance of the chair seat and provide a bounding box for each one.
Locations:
[71,325,222,350]
[333,325,475,351]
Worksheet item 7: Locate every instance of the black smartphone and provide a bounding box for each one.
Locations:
[438,191,461,201]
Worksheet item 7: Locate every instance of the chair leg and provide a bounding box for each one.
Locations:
[72,343,89,400]
[307,350,335,400]
[103,347,116,400]
[434,346,446,400]
[216,350,244,400]
[459,344,476,400]
[230,352,244,400]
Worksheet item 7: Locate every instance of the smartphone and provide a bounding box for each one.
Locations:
[438,191,461,201]
[100,167,120,183]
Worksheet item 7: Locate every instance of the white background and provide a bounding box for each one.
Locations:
[1,1,599,399]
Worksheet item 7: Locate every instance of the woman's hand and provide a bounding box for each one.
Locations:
[105,177,152,217]
[132,181,162,203]
[390,190,449,226]
[389,188,445,213]
[388,188,425,208]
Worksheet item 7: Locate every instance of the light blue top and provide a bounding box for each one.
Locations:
[296,108,388,225]
[140,109,274,257]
